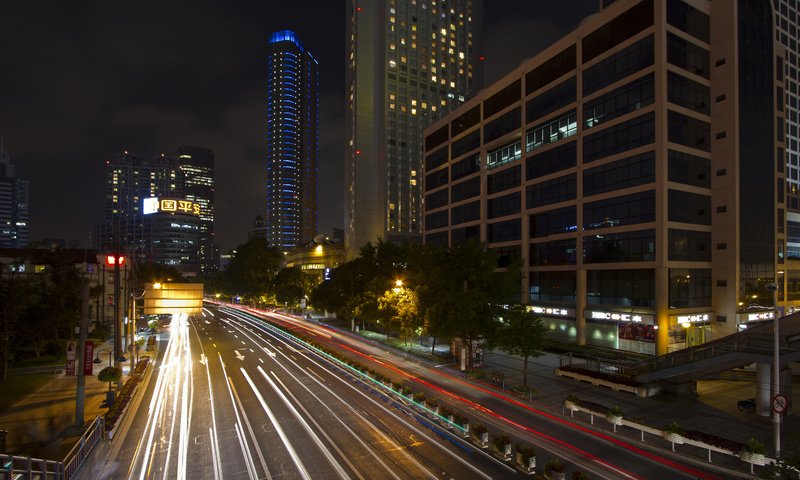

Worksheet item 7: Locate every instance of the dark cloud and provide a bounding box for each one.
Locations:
[0,0,594,251]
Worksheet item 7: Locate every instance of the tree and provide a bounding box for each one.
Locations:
[224,238,283,304]
[274,267,315,307]
[417,239,521,369]
[378,281,420,344]
[490,306,547,389]
[0,266,39,380]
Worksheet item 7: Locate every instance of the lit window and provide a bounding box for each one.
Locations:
[389,60,397,68]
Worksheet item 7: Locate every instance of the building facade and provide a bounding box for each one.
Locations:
[0,144,29,248]
[423,0,785,355]
[177,145,217,272]
[266,30,319,250]
[344,0,484,259]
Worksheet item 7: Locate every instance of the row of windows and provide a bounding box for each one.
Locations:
[488,219,521,243]
[668,110,710,152]
[526,173,576,208]
[584,73,654,129]
[668,149,710,188]
[669,268,711,308]
[667,32,709,79]
[526,141,577,180]
[451,154,480,180]
[529,269,656,307]
[488,165,521,194]
[583,35,654,96]
[487,192,521,219]
[526,110,578,152]
[667,71,710,115]
[486,140,521,170]
[583,112,655,163]
[584,190,655,230]
[531,239,577,266]
[484,107,521,144]
[584,229,656,263]
[527,77,576,125]
[666,0,709,43]
[668,228,711,262]
[583,151,655,197]
[451,177,480,203]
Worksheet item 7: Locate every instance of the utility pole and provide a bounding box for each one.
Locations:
[74,282,89,429]
[113,218,122,388]
[768,282,781,457]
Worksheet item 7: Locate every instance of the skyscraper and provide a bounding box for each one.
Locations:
[0,142,29,248]
[344,0,484,259]
[177,145,217,272]
[266,30,319,250]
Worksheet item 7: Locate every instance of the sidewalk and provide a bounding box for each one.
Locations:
[0,340,135,460]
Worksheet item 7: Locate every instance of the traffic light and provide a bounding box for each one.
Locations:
[105,255,125,266]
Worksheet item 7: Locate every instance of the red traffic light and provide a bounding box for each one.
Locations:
[105,255,125,266]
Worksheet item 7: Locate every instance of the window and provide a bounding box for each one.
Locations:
[450,130,480,159]
[526,77,576,124]
[584,73,654,129]
[668,229,711,261]
[487,165,521,194]
[487,140,522,170]
[425,146,448,171]
[488,219,521,243]
[425,168,448,191]
[668,149,710,187]
[583,151,655,197]
[666,0,710,43]
[584,230,656,263]
[668,110,710,151]
[526,173,577,208]
[526,45,576,95]
[492,245,521,268]
[583,112,655,163]
[484,79,521,118]
[425,189,448,209]
[529,270,576,303]
[450,105,480,136]
[451,225,480,244]
[484,107,521,143]
[425,231,448,246]
[425,210,448,230]
[451,200,480,225]
[582,0,654,62]
[668,189,711,225]
[587,269,655,307]
[667,32,709,78]
[525,110,577,152]
[583,190,655,230]
[425,125,448,151]
[667,71,710,115]
[487,192,520,219]
[669,269,711,308]
[526,141,576,179]
[530,206,577,238]
[583,35,654,95]
[450,177,480,202]
[451,153,480,180]
[531,240,577,266]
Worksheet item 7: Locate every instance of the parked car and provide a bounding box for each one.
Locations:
[738,397,756,412]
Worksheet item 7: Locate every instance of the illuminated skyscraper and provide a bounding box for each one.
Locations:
[0,142,29,248]
[344,0,484,259]
[266,30,319,250]
[177,145,217,272]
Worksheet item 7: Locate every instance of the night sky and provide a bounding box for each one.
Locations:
[0,1,597,252]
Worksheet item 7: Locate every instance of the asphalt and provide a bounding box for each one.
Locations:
[0,340,141,461]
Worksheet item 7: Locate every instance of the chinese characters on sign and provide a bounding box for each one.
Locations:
[141,197,201,216]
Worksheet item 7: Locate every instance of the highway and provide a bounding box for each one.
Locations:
[92,307,517,479]
[219,304,730,480]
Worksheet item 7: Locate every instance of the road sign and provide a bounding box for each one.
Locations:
[83,341,94,376]
[774,393,789,414]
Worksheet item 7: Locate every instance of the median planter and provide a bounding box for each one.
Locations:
[453,413,470,437]
[740,438,767,467]
[544,457,566,480]
[515,443,536,473]
[606,405,623,430]
[564,394,580,415]
[472,423,489,448]
[662,421,684,448]
[493,434,512,461]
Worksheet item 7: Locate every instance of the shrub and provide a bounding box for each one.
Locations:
[607,405,623,419]
[545,457,565,474]
[566,393,580,404]
[572,472,589,480]
[682,430,743,453]
[664,421,683,436]
[98,366,122,383]
[515,443,535,459]
[493,434,510,451]
[413,392,426,403]
[452,413,468,427]
[473,423,487,434]
[741,437,766,455]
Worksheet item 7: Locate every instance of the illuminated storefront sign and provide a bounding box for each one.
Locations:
[674,313,711,324]
[745,311,775,321]
[526,305,572,317]
[586,310,654,324]
[142,197,201,216]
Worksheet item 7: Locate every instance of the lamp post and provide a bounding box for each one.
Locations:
[767,282,780,458]
[94,348,117,407]
[93,348,114,368]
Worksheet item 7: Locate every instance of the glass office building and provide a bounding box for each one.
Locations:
[266,30,319,250]
[423,0,786,355]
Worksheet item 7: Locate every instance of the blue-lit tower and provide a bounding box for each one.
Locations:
[266,30,319,249]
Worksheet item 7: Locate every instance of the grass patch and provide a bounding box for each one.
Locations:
[0,374,53,412]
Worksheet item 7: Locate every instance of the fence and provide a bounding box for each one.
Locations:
[0,416,104,480]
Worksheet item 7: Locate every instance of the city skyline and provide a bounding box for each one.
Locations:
[0,1,596,251]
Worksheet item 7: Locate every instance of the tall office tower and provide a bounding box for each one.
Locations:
[423,0,785,356]
[266,30,319,250]
[0,143,29,248]
[344,0,484,259]
[177,145,217,272]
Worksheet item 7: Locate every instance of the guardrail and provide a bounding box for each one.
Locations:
[0,416,104,480]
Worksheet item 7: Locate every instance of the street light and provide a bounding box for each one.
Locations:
[766,282,780,458]
[93,348,114,368]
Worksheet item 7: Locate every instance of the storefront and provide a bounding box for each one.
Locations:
[736,311,776,331]
[668,313,713,351]
[526,305,576,342]
[584,310,656,355]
